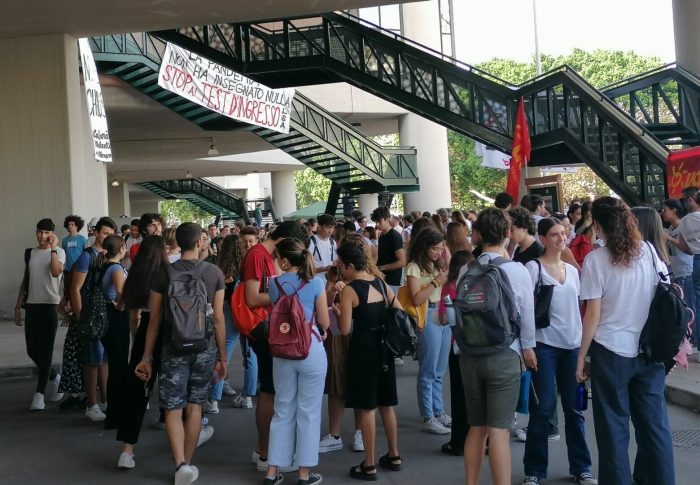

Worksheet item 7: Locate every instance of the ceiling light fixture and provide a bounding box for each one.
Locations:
[185,170,193,179]
[207,137,219,156]
[111,178,120,187]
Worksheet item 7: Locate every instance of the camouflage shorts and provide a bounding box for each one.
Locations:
[159,345,217,410]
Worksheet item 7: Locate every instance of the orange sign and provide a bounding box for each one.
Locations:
[667,146,700,199]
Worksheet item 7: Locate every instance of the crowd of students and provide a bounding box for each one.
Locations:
[13,187,693,485]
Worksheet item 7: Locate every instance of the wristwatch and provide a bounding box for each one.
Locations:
[50,249,58,254]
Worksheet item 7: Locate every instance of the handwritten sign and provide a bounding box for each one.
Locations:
[158,43,294,134]
[78,38,112,162]
[667,146,700,198]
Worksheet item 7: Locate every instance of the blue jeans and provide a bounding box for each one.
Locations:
[269,338,327,467]
[590,341,675,485]
[210,304,258,400]
[523,343,592,478]
[417,306,451,418]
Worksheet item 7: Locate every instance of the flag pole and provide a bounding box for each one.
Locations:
[533,0,541,76]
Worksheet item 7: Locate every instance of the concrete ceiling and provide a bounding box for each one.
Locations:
[1,0,410,39]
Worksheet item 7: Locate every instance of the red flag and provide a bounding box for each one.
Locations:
[505,97,531,201]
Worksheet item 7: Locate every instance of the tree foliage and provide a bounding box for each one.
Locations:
[294,168,332,208]
[160,199,213,226]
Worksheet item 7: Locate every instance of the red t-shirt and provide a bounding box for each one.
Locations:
[241,243,276,286]
[129,243,140,262]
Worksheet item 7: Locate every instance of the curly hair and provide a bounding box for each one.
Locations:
[218,234,244,280]
[63,215,85,232]
[508,206,536,235]
[344,233,383,278]
[408,228,446,274]
[592,197,641,267]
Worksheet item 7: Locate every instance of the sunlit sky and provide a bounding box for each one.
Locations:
[452,0,675,64]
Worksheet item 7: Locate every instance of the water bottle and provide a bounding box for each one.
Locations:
[443,295,456,327]
[575,382,588,411]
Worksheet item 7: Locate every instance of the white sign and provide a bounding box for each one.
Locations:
[475,142,509,170]
[158,43,295,134]
[78,38,112,162]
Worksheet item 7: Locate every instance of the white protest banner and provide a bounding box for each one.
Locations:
[78,38,112,162]
[158,43,295,134]
[475,142,509,170]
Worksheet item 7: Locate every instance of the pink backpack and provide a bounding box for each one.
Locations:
[268,279,319,360]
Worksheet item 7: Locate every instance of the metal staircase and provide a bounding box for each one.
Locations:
[139,178,251,223]
[153,12,671,206]
[603,63,700,147]
[89,34,418,210]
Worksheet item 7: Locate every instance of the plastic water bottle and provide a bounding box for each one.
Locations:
[443,295,456,327]
[575,383,588,411]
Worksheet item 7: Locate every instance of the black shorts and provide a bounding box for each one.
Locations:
[250,339,274,395]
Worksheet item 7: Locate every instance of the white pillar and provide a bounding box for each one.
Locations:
[673,0,700,75]
[358,193,379,216]
[400,1,452,212]
[271,170,297,218]
[108,182,131,219]
[0,34,107,317]
[130,199,161,217]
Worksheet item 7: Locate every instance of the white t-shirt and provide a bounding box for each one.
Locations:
[309,235,336,272]
[679,211,700,255]
[401,225,412,244]
[26,248,66,304]
[526,260,582,350]
[460,252,536,351]
[667,225,693,278]
[579,243,667,358]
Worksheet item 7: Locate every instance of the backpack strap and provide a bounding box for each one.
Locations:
[21,248,32,304]
[309,235,321,260]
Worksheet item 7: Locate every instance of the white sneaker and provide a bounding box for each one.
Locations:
[435,413,452,427]
[257,457,298,473]
[196,425,214,448]
[573,472,598,484]
[522,476,541,485]
[251,450,260,464]
[222,381,236,396]
[515,427,528,442]
[204,400,219,414]
[86,404,106,422]
[422,417,450,435]
[190,465,199,482]
[318,434,343,453]
[352,430,364,452]
[117,452,135,469]
[174,464,196,485]
[30,392,45,411]
[232,394,253,408]
[99,401,108,412]
[45,374,63,402]
[394,357,405,366]
[201,417,209,426]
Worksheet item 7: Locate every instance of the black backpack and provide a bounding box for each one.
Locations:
[377,280,417,358]
[165,261,210,354]
[78,252,112,341]
[452,256,520,355]
[639,242,693,363]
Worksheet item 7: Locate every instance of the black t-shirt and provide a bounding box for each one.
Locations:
[151,258,225,303]
[377,229,404,286]
[513,240,544,265]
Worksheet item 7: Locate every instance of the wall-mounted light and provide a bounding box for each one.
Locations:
[111,178,120,187]
[208,137,219,156]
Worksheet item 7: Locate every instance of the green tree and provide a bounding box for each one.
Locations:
[160,199,213,226]
[294,168,332,208]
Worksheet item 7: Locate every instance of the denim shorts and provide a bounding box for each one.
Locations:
[159,345,217,410]
[83,339,106,366]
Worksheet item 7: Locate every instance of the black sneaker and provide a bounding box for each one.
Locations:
[298,472,322,485]
[263,473,284,485]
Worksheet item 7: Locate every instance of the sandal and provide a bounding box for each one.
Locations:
[378,453,402,471]
[441,442,463,456]
[349,461,378,481]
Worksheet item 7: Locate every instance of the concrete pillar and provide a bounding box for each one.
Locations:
[108,182,131,219]
[673,0,700,75]
[358,193,379,217]
[0,34,107,316]
[130,199,161,217]
[271,170,297,218]
[400,1,453,212]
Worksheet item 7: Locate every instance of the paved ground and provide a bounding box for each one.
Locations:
[1,341,699,485]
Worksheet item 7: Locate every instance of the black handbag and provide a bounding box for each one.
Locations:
[533,260,554,329]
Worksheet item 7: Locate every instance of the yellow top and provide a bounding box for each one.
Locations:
[405,262,440,303]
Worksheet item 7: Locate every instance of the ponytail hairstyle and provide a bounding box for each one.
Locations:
[591,197,641,267]
[337,236,369,273]
[103,234,125,259]
[344,233,384,279]
[276,237,315,282]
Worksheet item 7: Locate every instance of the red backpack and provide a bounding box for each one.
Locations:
[268,279,319,360]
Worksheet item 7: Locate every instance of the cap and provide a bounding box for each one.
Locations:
[88,217,99,228]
